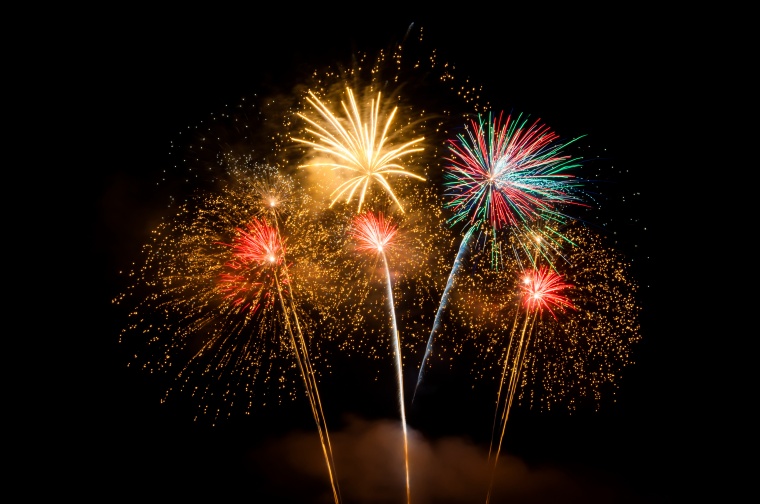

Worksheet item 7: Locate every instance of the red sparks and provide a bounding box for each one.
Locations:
[350,211,398,254]
[216,218,286,313]
[228,218,284,265]
[444,111,584,233]
[520,266,575,318]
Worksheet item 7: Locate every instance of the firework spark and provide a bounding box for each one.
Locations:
[293,87,426,213]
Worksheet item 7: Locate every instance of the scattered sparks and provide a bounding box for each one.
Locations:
[450,222,641,413]
[113,160,327,422]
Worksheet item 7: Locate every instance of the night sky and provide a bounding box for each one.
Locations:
[81,9,703,503]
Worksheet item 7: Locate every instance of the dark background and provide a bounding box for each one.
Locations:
[78,8,709,503]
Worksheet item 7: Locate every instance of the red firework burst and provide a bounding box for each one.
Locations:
[217,218,286,313]
[350,211,398,254]
[520,266,575,319]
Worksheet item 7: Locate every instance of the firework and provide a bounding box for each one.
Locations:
[115,162,303,412]
[349,211,411,504]
[519,266,577,317]
[413,111,587,398]
[293,87,426,213]
[485,266,575,504]
[112,22,644,504]
[284,30,481,383]
[445,112,585,227]
[114,160,342,503]
[288,53,459,365]
[217,218,284,309]
[453,222,642,413]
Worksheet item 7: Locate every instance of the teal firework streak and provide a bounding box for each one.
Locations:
[444,111,587,268]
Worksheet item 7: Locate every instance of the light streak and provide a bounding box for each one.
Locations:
[350,211,412,504]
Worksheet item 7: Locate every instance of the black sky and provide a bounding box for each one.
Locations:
[79,9,705,503]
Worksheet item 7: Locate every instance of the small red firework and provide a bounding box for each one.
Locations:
[350,211,398,254]
[520,266,575,318]
[228,218,284,265]
[217,218,286,313]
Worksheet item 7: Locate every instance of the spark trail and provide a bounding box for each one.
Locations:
[269,201,344,504]
[412,226,475,403]
[350,211,411,504]
[221,217,342,504]
[485,266,575,504]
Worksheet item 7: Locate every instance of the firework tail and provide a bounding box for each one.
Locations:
[413,226,476,402]
[485,310,537,504]
[272,211,342,504]
[379,251,412,504]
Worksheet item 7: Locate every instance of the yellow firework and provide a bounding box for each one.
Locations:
[293,87,426,213]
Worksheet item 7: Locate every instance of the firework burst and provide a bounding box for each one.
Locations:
[519,266,577,317]
[444,110,587,267]
[217,218,284,311]
[287,39,463,365]
[293,87,426,213]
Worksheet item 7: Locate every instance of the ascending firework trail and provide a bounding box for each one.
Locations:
[220,216,342,504]
[484,266,575,504]
[350,211,412,504]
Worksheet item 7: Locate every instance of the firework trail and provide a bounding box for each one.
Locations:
[293,87,426,213]
[485,266,576,504]
[411,225,474,403]
[222,214,342,504]
[350,211,412,504]
[413,111,586,399]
